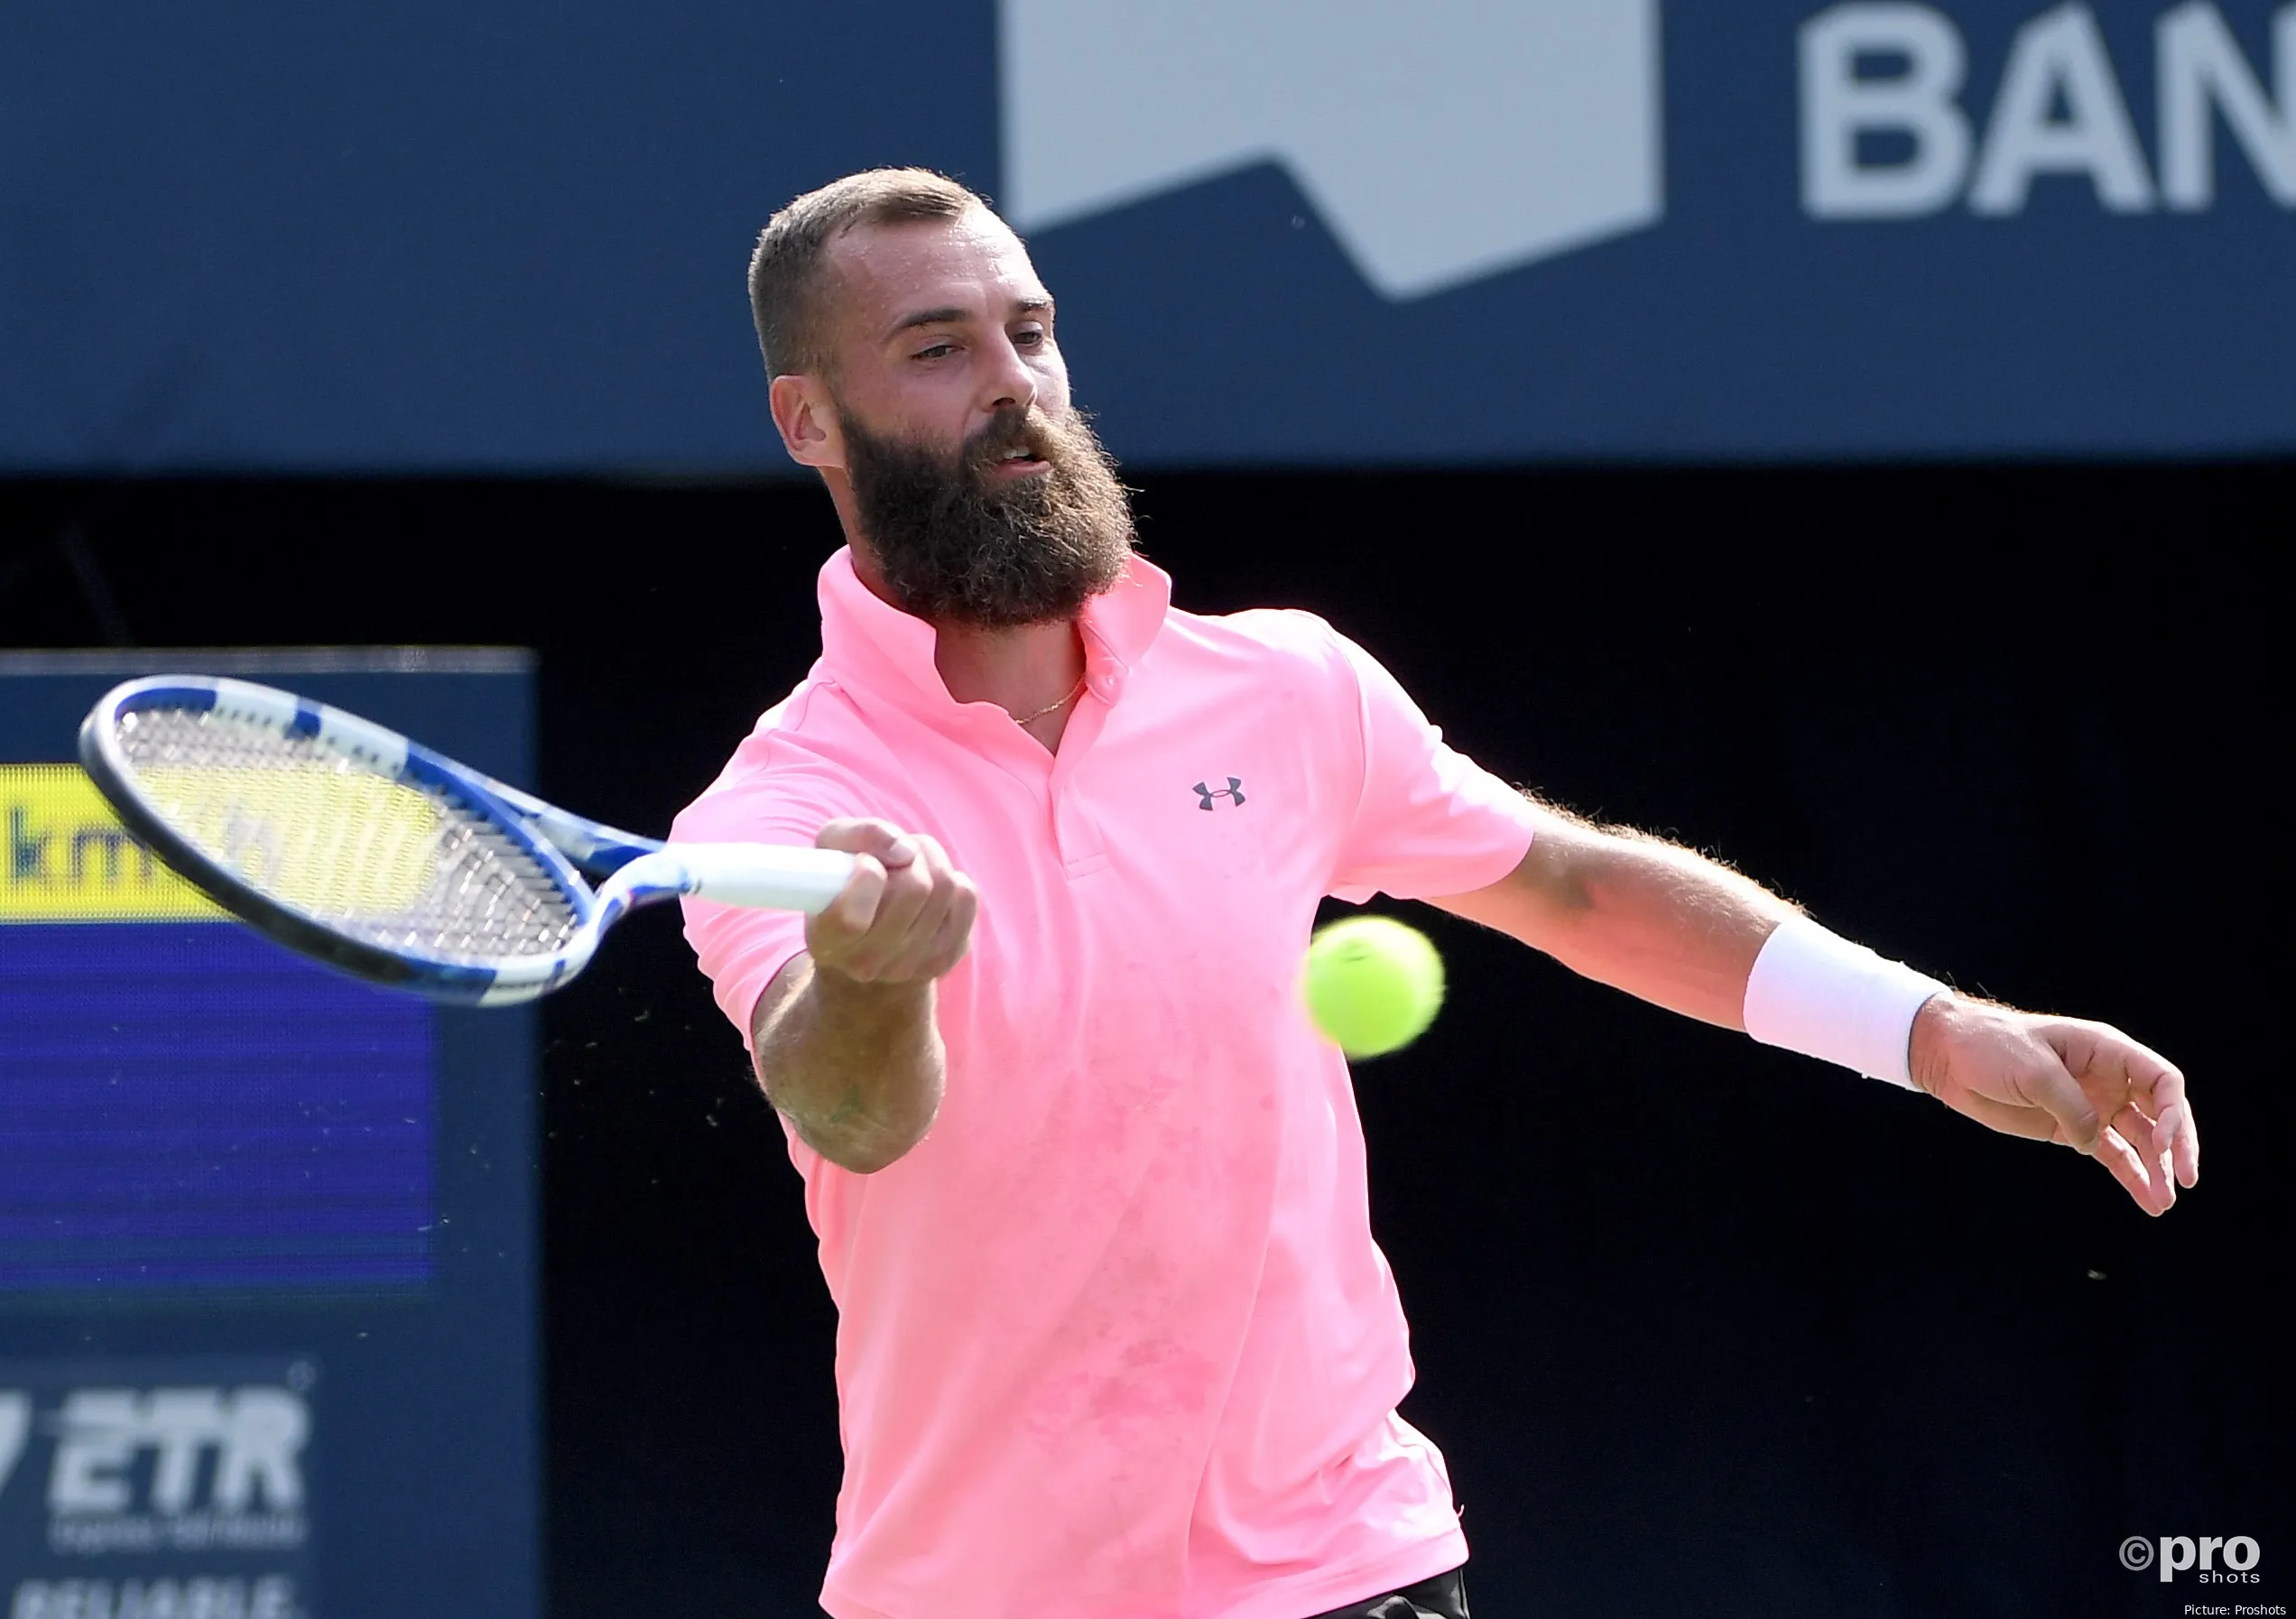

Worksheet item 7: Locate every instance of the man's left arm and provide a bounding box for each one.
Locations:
[1430,807,2199,1216]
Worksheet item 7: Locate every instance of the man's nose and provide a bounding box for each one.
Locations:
[977,333,1038,415]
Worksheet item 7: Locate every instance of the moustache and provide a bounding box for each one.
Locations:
[959,407,1060,476]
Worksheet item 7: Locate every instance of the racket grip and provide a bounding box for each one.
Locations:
[672,843,857,913]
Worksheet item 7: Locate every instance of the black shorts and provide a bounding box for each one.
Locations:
[1303,1565,1469,1619]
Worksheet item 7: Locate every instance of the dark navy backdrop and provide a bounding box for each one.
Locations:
[3,1,2289,472]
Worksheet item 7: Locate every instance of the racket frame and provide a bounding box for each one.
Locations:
[79,675,851,1005]
[81,676,607,1001]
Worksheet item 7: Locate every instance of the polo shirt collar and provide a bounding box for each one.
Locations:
[817,546,1172,720]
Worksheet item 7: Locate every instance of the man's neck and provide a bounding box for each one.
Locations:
[931,617,1085,735]
[848,535,1086,752]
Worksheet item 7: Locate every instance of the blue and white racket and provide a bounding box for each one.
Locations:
[79,675,854,1005]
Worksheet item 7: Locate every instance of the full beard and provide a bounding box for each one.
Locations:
[842,401,1135,629]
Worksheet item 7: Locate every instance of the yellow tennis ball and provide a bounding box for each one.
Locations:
[1303,916,1445,1059]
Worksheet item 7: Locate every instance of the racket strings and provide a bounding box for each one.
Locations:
[114,708,580,960]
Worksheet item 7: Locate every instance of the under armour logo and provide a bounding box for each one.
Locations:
[1193,777,1245,810]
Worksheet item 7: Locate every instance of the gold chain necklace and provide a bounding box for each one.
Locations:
[1007,671,1088,726]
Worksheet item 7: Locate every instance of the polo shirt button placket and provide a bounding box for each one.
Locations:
[1047,683,1111,879]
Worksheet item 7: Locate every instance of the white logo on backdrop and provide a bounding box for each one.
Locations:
[998,0,1665,299]
[1801,2,2296,217]
[1,1384,310,1555]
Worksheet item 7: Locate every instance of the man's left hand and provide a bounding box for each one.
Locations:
[1908,994,2199,1216]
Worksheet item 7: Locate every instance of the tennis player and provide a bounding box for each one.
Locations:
[673,169,2198,1619]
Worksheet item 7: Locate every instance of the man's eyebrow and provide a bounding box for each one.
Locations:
[884,298,1054,341]
[884,306,968,340]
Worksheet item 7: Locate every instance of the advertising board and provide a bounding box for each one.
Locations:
[0,653,540,1619]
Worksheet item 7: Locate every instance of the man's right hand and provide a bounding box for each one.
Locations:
[748,819,975,1174]
[805,818,978,986]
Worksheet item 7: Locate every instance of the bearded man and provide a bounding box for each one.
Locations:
[672,169,2198,1619]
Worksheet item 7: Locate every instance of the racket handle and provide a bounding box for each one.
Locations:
[671,843,857,912]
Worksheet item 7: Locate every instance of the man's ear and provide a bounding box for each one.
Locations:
[770,374,846,471]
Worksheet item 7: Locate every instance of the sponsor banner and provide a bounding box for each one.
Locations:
[0,0,2289,468]
[0,771,218,925]
[1,658,540,1618]
[0,1358,316,1617]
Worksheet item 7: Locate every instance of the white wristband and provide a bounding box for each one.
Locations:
[1742,915,1946,1089]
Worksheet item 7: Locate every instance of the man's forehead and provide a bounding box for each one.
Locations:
[823,210,1048,333]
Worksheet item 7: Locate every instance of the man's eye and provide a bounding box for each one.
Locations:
[1014,329,1045,347]
[913,342,955,361]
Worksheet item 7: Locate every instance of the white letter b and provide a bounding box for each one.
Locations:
[1802,4,1974,217]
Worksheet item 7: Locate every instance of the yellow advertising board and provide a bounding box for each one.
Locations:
[0,763,223,921]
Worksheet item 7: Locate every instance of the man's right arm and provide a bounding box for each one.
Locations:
[748,819,978,1174]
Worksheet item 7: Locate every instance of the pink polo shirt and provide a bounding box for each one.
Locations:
[675,549,1538,1619]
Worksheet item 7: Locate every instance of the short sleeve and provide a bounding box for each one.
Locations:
[1325,629,1539,904]
[672,751,864,1057]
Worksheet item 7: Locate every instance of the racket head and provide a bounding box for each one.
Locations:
[80,676,598,1004]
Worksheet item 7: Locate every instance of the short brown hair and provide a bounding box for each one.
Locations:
[748,168,990,380]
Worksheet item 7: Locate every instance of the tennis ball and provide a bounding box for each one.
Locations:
[1302,916,1445,1059]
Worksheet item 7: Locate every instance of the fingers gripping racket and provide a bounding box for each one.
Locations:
[79,676,854,1005]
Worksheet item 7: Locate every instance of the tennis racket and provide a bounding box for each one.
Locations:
[79,675,855,1005]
